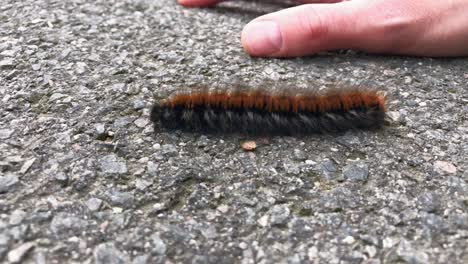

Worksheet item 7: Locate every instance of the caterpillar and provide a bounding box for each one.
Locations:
[150,87,386,135]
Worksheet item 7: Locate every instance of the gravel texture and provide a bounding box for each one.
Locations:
[1,0,467,263]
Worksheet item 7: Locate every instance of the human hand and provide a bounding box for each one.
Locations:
[178,0,468,57]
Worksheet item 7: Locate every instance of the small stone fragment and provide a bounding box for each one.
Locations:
[107,191,134,208]
[282,159,300,175]
[342,236,356,244]
[134,118,149,128]
[365,245,377,258]
[152,143,161,150]
[161,144,178,157]
[0,129,14,139]
[318,159,339,181]
[0,233,11,247]
[241,141,257,151]
[20,158,36,174]
[100,154,128,175]
[151,234,166,255]
[200,225,218,239]
[196,135,209,147]
[257,215,269,227]
[49,93,68,102]
[239,242,248,250]
[0,49,16,57]
[434,161,457,174]
[7,242,36,263]
[404,76,413,84]
[54,171,69,184]
[95,123,106,136]
[113,207,123,214]
[386,111,402,123]
[75,62,88,74]
[50,214,88,236]
[0,58,15,69]
[146,161,158,176]
[135,178,152,191]
[86,198,103,212]
[293,149,307,161]
[216,204,229,214]
[133,100,146,110]
[395,239,429,264]
[0,175,19,193]
[94,243,130,264]
[32,64,41,71]
[152,203,166,212]
[60,48,72,58]
[133,255,150,264]
[9,209,27,225]
[343,163,369,181]
[417,192,441,213]
[270,204,290,226]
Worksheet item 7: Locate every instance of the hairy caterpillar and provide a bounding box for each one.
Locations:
[150,87,386,135]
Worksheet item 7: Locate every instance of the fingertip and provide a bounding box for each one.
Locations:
[241,20,283,57]
[242,3,361,57]
[177,0,189,6]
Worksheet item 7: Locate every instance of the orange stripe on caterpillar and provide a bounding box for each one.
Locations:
[162,90,385,113]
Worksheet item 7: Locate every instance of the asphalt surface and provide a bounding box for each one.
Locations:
[0,0,467,263]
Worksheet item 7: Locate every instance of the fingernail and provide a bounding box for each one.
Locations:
[242,21,282,56]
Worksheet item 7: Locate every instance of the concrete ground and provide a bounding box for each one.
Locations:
[0,0,467,263]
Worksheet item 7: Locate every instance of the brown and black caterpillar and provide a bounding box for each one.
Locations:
[150,87,386,135]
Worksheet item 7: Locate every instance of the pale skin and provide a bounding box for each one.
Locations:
[178,0,468,57]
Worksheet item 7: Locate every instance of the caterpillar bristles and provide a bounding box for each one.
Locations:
[150,87,387,135]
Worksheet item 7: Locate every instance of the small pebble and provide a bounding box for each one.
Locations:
[241,140,257,151]
[0,129,14,139]
[257,215,269,227]
[342,236,356,244]
[8,242,36,263]
[0,175,19,193]
[434,161,457,174]
[216,204,229,214]
[86,198,103,212]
